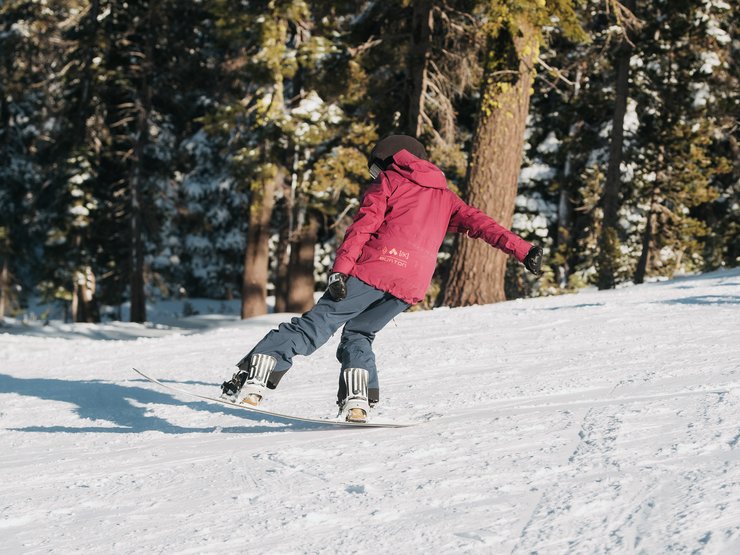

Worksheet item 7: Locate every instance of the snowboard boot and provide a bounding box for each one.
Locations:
[338,367,371,423]
[220,353,277,406]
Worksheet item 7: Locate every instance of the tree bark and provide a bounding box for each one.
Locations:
[241,174,279,318]
[408,0,433,138]
[71,278,79,323]
[556,188,573,288]
[73,267,99,323]
[286,212,319,313]
[74,0,99,140]
[597,0,635,290]
[635,186,658,284]
[128,90,149,323]
[441,22,537,307]
[0,257,8,318]
[273,198,291,314]
[128,50,152,323]
[556,63,583,289]
[274,157,296,313]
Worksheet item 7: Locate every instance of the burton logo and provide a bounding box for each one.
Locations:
[379,246,409,268]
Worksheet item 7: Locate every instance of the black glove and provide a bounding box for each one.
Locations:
[524,245,543,276]
[327,272,348,300]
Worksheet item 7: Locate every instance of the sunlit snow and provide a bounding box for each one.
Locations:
[1,269,738,553]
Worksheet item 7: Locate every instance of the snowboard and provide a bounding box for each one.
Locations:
[133,368,414,429]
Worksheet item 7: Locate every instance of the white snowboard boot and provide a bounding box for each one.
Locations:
[220,353,276,406]
[339,368,371,423]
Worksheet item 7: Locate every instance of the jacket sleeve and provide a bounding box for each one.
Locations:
[332,175,393,274]
[448,195,532,262]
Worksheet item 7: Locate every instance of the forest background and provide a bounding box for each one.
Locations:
[0,0,737,324]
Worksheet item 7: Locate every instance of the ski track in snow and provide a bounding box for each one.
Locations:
[1,269,739,554]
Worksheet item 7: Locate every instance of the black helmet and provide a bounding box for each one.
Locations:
[368,134,428,178]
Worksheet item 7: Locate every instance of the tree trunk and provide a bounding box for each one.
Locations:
[75,267,99,323]
[74,0,99,139]
[241,174,279,318]
[441,22,537,307]
[555,61,583,288]
[71,279,80,323]
[556,119,581,288]
[129,81,151,323]
[128,4,155,323]
[273,199,291,314]
[129,95,147,323]
[274,163,295,313]
[635,186,658,284]
[286,212,319,313]
[0,257,8,319]
[597,0,635,290]
[407,0,433,138]
[556,188,573,288]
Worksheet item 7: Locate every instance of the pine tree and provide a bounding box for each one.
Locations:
[45,0,104,322]
[630,0,732,282]
[85,0,226,320]
[0,0,62,316]
[596,0,639,290]
[4,0,737,321]
[690,0,737,270]
[132,1,243,302]
[208,0,382,316]
[442,0,586,307]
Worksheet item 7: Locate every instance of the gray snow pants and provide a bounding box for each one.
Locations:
[241,277,409,404]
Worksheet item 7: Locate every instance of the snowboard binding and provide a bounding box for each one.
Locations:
[338,367,371,423]
[221,353,277,406]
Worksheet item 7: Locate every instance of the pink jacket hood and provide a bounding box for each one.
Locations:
[332,152,532,304]
[388,149,448,190]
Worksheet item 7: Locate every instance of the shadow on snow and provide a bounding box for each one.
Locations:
[541,303,604,311]
[0,373,332,434]
[660,295,740,306]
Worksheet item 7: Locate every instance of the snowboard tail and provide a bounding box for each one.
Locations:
[132,368,413,429]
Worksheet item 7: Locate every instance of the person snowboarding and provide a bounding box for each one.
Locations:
[222,134,543,422]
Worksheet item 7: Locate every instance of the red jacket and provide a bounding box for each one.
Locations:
[332,149,532,304]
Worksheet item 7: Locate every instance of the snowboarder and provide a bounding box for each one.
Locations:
[222,134,543,422]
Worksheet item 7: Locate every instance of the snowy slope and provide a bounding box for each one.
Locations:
[1,270,739,554]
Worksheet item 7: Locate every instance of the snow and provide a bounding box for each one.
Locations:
[519,163,556,184]
[1,269,739,553]
[68,205,90,217]
[706,19,731,45]
[184,234,213,251]
[293,91,325,122]
[700,51,722,74]
[182,176,207,199]
[693,82,712,109]
[708,0,731,10]
[623,98,639,135]
[536,131,561,154]
[512,212,550,237]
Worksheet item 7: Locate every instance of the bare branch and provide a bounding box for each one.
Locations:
[605,0,643,48]
[347,37,383,57]
[329,202,357,229]
[536,57,576,87]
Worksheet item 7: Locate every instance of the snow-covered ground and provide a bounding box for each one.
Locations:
[1,270,739,554]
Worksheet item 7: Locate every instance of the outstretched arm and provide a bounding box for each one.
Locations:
[448,196,534,264]
[332,175,393,275]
